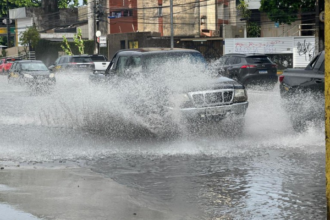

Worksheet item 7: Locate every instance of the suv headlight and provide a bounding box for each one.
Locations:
[24,74,33,79]
[169,93,193,108]
[233,89,248,103]
[49,73,55,78]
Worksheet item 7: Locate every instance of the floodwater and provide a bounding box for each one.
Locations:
[0,65,326,220]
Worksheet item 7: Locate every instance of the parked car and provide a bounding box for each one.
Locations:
[8,60,56,92]
[102,48,249,136]
[0,57,22,74]
[90,55,110,72]
[215,53,278,88]
[279,50,324,132]
[48,55,95,73]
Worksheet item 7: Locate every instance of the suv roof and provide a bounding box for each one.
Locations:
[224,53,268,57]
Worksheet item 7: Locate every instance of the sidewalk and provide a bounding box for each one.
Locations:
[0,167,177,220]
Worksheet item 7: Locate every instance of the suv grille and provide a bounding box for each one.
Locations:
[190,90,234,106]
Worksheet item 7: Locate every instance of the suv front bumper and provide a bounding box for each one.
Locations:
[165,102,248,121]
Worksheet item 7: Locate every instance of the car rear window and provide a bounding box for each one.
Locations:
[246,56,271,63]
[72,57,92,63]
[6,58,21,63]
[90,56,107,61]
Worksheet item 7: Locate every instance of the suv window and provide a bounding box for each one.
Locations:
[117,56,129,75]
[90,55,107,61]
[227,57,237,65]
[246,56,271,63]
[58,57,65,64]
[10,63,16,71]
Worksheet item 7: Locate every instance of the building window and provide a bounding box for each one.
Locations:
[120,40,125,49]
[201,15,207,25]
[158,5,162,17]
[110,10,133,18]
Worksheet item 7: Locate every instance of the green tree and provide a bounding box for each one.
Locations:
[58,0,87,8]
[61,28,84,55]
[19,25,40,50]
[237,0,251,19]
[260,0,315,25]
[237,0,260,38]
[61,36,73,55]
[0,0,87,16]
[0,0,40,17]
[247,22,261,37]
[73,28,84,54]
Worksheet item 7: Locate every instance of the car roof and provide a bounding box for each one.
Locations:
[224,53,268,57]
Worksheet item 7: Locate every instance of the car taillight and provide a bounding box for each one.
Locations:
[241,64,256,68]
[272,64,277,68]
[279,75,284,83]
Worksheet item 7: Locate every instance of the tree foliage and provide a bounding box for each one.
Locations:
[237,0,251,19]
[0,0,40,16]
[73,28,84,54]
[247,22,261,37]
[61,36,73,55]
[260,0,315,24]
[19,25,40,50]
[237,0,260,38]
[0,0,87,16]
[61,28,84,55]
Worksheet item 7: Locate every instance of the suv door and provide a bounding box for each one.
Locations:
[227,56,242,78]
[223,56,236,77]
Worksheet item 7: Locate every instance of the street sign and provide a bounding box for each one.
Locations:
[99,36,107,47]
[99,36,106,44]
[0,27,15,35]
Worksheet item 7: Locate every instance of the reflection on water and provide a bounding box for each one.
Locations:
[89,147,325,220]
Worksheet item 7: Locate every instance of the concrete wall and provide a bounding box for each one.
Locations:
[260,12,302,37]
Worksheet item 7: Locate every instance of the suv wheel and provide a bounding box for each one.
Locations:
[232,75,239,82]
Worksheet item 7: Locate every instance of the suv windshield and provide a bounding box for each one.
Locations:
[143,52,206,70]
[72,57,93,63]
[246,56,271,63]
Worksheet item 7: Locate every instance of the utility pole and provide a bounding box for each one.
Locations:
[94,0,103,54]
[170,0,173,49]
[94,0,97,54]
[6,0,10,47]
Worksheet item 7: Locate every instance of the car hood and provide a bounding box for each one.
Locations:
[177,76,244,93]
[22,71,51,76]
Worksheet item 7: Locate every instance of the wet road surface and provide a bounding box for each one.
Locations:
[0,73,326,219]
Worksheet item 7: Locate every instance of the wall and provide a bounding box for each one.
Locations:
[138,0,198,37]
[260,12,302,37]
[107,32,163,58]
[224,36,315,68]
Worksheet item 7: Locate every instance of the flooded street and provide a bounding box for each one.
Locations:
[0,72,326,219]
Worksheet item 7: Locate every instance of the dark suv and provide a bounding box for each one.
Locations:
[216,53,278,88]
[49,55,95,73]
[103,48,249,136]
